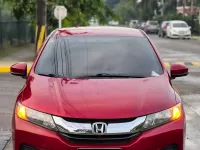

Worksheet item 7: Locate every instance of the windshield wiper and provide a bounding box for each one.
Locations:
[75,73,146,78]
[37,73,57,77]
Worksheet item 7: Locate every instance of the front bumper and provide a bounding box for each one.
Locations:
[13,115,185,150]
[170,33,191,39]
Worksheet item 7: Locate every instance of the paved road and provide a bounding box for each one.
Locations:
[1,35,200,150]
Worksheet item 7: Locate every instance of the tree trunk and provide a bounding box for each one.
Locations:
[35,0,47,55]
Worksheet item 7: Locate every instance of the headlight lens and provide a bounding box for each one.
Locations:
[16,102,57,131]
[143,103,182,130]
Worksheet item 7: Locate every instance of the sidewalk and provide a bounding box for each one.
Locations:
[0,44,35,73]
[0,44,35,62]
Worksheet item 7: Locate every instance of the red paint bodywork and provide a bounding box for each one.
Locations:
[170,64,189,78]
[10,62,27,76]
[12,26,186,150]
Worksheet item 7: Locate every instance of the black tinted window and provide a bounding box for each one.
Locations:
[173,23,188,28]
[149,21,158,25]
[35,36,163,78]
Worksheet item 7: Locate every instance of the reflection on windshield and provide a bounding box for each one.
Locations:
[35,36,163,78]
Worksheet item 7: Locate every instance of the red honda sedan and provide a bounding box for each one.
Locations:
[11,26,188,150]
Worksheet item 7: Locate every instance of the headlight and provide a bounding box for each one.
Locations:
[16,102,57,131]
[143,103,182,130]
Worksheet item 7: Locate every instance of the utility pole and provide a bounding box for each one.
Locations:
[161,0,164,16]
[199,9,200,25]
[183,0,186,15]
[35,0,47,54]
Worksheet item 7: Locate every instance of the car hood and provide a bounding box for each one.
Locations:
[21,73,176,119]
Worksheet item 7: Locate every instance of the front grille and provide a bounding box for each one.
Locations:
[53,116,146,144]
[62,117,137,123]
[59,132,140,144]
[179,31,185,35]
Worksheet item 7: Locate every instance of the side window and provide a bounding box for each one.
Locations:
[35,38,57,75]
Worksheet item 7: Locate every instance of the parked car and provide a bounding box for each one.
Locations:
[11,26,188,150]
[144,20,159,34]
[129,20,138,28]
[140,22,146,30]
[166,20,191,39]
[158,21,169,37]
[136,21,146,30]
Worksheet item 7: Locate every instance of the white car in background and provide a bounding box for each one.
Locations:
[129,20,138,28]
[166,20,191,39]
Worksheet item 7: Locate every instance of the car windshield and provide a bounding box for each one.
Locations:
[173,23,188,28]
[35,36,163,78]
[149,21,158,25]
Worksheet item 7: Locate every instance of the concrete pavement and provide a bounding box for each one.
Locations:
[1,35,200,150]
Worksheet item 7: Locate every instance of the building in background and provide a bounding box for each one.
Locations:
[176,0,199,15]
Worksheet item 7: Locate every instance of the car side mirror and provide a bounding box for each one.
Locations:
[170,64,188,79]
[188,26,191,30]
[10,62,27,79]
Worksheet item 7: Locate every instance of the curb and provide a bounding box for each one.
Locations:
[164,62,200,67]
[0,62,32,73]
[3,137,13,150]
[0,62,200,73]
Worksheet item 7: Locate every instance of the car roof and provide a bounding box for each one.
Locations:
[53,26,145,37]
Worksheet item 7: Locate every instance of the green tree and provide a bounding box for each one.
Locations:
[113,0,137,24]
[9,0,115,29]
[136,0,159,20]
[163,0,177,15]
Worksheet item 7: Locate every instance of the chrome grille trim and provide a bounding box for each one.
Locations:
[53,116,146,135]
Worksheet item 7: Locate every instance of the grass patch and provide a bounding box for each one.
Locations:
[0,44,34,59]
[192,36,200,40]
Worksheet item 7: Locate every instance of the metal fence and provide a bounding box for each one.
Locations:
[0,21,35,46]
